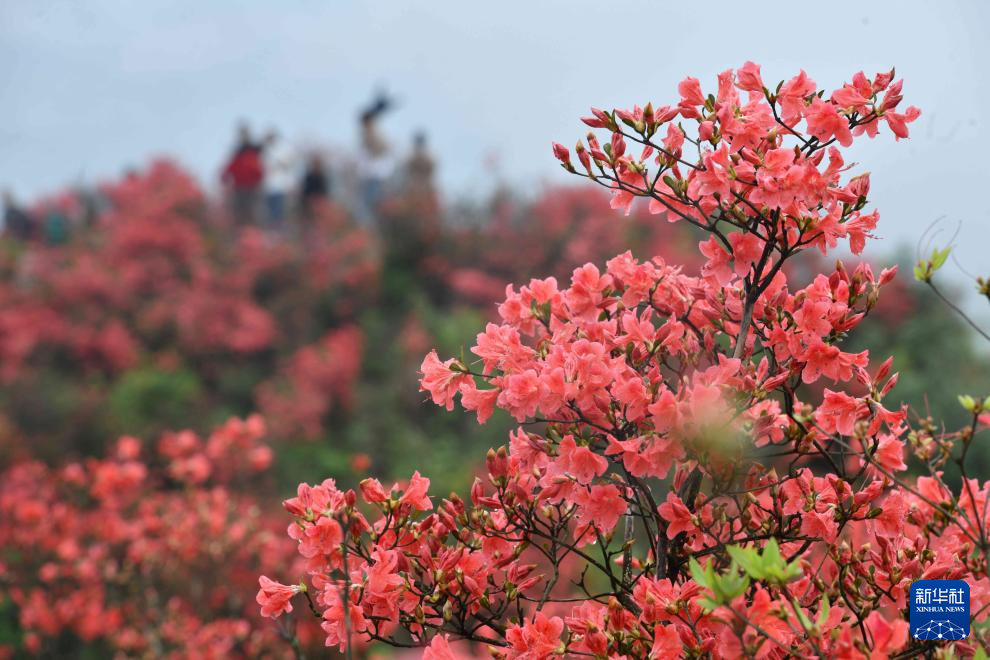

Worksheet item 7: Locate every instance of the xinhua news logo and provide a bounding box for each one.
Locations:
[910,580,970,641]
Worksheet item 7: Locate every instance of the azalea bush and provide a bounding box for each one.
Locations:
[259,64,990,658]
[0,161,378,457]
[0,416,323,658]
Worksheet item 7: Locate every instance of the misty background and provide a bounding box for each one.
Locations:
[2,0,988,310]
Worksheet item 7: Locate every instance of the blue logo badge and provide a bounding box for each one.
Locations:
[910,580,970,640]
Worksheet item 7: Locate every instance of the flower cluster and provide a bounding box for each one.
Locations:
[0,416,317,658]
[262,65,990,658]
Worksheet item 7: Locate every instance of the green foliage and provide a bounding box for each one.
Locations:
[108,366,203,438]
[688,557,748,610]
[913,246,952,283]
[689,540,803,612]
[958,394,990,414]
[0,598,22,652]
[4,371,82,439]
[726,539,803,586]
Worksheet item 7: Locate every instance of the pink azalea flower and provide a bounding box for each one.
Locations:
[419,350,472,411]
[658,492,694,539]
[256,576,299,619]
[399,472,432,511]
[506,612,564,658]
[423,634,458,660]
[557,435,607,484]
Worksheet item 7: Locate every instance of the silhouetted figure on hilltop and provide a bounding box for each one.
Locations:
[42,205,70,245]
[221,122,264,226]
[404,131,436,197]
[2,190,36,241]
[300,153,330,216]
[263,129,295,232]
[359,91,397,219]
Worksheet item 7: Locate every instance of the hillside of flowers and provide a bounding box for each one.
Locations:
[2,64,990,658]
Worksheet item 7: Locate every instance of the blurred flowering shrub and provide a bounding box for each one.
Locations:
[433,186,702,308]
[0,416,322,658]
[0,161,378,453]
[260,65,990,658]
[257,326,364,440]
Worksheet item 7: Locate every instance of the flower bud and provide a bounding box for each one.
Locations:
[551,143,575,172]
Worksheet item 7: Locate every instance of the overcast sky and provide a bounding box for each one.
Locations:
[2,1,988,299]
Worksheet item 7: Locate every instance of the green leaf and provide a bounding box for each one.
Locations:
[930,246,952,271]
[689,557,748,606]
[763,538,783,566]
[726,539,802,587]
[718,567,750,603]
[689,557,713,590]
[792,601,813,631]
[727,545,766,581]
[816,596,831,627]
[697,596,721,611]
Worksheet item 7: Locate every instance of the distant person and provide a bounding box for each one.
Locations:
[2,190,36,241]
[221,123,264,226]
[43,207,70,245]
[404,131,436,196]
[263,129,295,231]
[359,91,397,217]
[300,153,330,216]
[75,185,104,229]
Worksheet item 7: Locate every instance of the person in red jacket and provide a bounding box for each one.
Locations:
[222,123,264,226]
